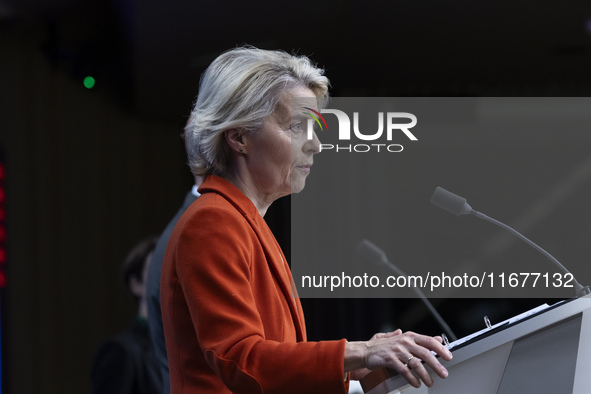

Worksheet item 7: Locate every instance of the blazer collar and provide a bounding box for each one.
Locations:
[198,175,259,219]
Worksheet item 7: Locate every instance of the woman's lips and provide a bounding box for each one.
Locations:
[295,164,312,174]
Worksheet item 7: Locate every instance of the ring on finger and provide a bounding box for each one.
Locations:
[406,355,415,367]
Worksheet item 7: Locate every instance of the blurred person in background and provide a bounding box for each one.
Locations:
[147,175,202,393]
[91,237,163,394]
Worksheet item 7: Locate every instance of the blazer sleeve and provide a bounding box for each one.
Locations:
[175,204,349,394]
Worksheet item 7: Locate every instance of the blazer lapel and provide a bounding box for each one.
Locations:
[199,176,307,341]
[254,219,307,342]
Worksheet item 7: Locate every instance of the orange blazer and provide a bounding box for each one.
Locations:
[161,175,348,393]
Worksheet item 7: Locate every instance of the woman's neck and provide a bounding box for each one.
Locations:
[223,170,273,217]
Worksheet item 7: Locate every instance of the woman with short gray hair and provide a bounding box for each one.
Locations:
[161,46,452,394]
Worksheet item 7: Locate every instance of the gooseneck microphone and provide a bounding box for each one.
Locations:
[431,186,590,297]
[356,239,458,341]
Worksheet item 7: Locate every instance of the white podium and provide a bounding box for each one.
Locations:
[361,296,591,394]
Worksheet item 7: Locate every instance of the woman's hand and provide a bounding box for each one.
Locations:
[345,329,453,388]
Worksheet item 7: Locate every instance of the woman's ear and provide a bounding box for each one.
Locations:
[225,128,247,154]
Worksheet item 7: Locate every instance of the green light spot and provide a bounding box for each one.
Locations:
[83,76,96,89]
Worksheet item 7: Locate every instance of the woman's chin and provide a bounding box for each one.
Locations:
[290,178,307,194]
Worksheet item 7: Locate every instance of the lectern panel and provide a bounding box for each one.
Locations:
[497,314,581,394]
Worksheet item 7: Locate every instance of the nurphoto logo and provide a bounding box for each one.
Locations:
[303,106,418,153]
[302,107,329,131]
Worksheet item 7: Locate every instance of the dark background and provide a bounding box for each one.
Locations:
[1,0,591,393]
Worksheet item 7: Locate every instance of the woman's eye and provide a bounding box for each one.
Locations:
[291,122,303,133]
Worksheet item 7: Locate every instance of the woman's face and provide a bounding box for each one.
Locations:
[244,86,321,201]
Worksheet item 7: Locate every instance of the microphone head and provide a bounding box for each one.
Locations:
[431,186,473,216]
[356,239,387,266]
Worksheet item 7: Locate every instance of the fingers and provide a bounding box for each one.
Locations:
[414,334,453,361]
[385,354,434,389]
[406,333,452,380]
[388,353,435,388]
[407,356,434,388]
[388,355,422,388]
[371,329,402,340]
[366,330,453,388]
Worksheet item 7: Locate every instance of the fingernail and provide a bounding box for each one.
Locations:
[447,350,453,359]
[442,369,449,378]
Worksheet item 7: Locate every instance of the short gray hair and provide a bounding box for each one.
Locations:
[183,46,329,177]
